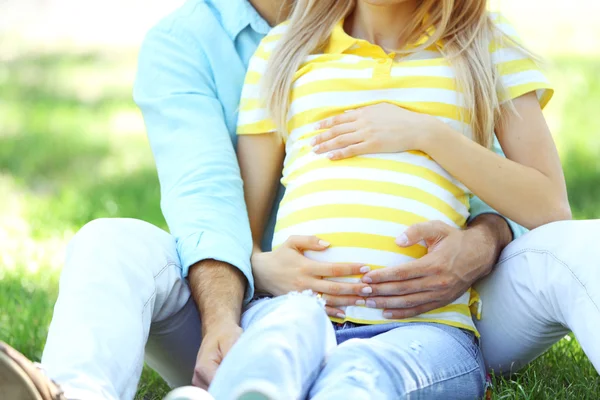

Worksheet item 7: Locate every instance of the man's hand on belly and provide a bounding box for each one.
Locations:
[359,215,512,319]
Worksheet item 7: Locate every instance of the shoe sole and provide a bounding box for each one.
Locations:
[0,350,43,400]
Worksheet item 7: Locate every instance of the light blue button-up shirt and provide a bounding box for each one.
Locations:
[133,0,526,304]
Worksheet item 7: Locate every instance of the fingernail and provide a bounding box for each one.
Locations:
[361,287,372,294]
[312,145,320,152]
[355,299,366,306]
[362,276,372,284]
[366,300,377,308]
[396,233,409,246]
[314,123,322,130]
[326,152,334,159]
[310,137,317,146]
[336,313,345,319]
[383,312,393,319]
[318,240,330,247]
[359,266,371,274]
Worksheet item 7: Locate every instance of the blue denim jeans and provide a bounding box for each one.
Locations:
[209,293,486,400]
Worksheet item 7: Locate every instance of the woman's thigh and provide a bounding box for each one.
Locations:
[310,323,486,400]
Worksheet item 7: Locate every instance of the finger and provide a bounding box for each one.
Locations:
[396,220,452,247]
[364,292,438,310]
[306,262,370,277]
[285,235,330,251]
[311,122,357,146]
[313,132,362,154]
[383,301,445,320]
[368,277,437,296]
[192,360,217,389]
[316,110,358,130]
[362,258,431,284]
[311,278,372,296]
[326,142,371,160]
[325,305,347,319]
[322,294,365,307]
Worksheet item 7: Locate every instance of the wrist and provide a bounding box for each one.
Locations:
[188,259,246,335]
[418,116,446,152]
[465,214,512,277]
[251,251,269,294]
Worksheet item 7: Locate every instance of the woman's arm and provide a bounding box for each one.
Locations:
[237,133,285,249]
[311,94,571,230]
[423,92,570,229]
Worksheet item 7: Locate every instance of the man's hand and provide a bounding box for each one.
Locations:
[188,259,246,389]
[361,215,512,319]
[192,321,243,389]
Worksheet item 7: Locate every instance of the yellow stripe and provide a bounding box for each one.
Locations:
[314,232,427,258]
[239,98,264,112]
[288,101,466,130]
[244,71,262,85]
[497,58,539,76]
[423,303,472,318]
[237,120,278,135]
[281,179,466,226]
[283,157,468,201]
[329,316,479,336]
[506,83,554,109]
[275,204,428,231]
[292,76,458,100]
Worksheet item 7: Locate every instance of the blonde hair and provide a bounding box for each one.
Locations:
[264,0,533,149]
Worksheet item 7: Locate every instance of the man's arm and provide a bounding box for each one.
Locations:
[133,24,252,386]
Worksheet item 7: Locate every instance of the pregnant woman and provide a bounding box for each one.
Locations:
[209,0,570,398]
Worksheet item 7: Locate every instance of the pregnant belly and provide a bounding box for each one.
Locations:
[273,153,469,273]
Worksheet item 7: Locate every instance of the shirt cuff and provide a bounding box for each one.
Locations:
[177,231,255,305]
[468,203,528,241]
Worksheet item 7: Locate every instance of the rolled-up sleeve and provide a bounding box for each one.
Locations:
[133,26,254,303]
[468,136,528,240]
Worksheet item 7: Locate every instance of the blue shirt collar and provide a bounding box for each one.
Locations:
[207,0,272,39]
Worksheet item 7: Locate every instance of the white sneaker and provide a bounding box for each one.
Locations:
[233,380,280,400]
[164,386,215,400]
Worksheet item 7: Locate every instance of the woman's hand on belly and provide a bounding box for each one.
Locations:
[311,103,439,160]
[252,235,372,318]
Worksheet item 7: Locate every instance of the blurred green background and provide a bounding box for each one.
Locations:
[0,1,599,399]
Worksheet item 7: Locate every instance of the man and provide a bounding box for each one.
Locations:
[1,0,598,399]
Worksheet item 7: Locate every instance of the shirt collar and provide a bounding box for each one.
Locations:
[208,0,272,39]
[324,20,358,54]
[323,19,444,55]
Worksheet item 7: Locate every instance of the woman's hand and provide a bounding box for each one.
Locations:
[252,235,372,318]
[311,102,440,160]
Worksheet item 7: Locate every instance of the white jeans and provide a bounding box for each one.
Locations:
[41,218,600,400]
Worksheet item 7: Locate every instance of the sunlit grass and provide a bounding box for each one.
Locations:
[0,51,598,399]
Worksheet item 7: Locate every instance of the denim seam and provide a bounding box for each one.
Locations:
[497,248,600,315]
[120,261,180,399]
[404,365,480,397]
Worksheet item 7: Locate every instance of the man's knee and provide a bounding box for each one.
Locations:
[501,219,600,262]
[64,218,178,278]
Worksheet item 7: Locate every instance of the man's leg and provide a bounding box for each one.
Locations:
[209,293,336,400]
[309,323,486,399]
[474,219,600,374]
[41,218,202,400]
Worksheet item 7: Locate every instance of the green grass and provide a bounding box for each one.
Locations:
[0,52,598,399]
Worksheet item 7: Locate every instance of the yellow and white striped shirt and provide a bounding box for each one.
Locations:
[237,14,553,334]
